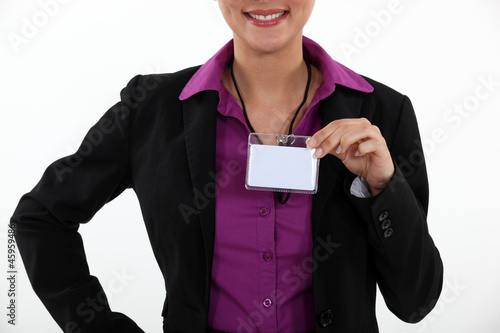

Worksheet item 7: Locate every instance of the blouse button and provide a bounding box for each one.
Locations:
[259,207,270,217]
[263,298,273,308]
[263,252,273,262]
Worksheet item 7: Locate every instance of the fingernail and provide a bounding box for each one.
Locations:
[314,147,323,159]
[336,145,343,154]
[307,138,317,148]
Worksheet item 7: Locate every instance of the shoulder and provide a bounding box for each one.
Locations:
[329,72,408,115]
[361,75,407,109]
[123,65,202,104]
[116,65,204,135]
[355,76,417,148]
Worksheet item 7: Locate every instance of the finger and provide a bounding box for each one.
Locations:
[337,125,383,156]
[310,124,363,158]
[315,124,374,159]
[306,124,339,149]
[307,118,370,149]
[313,125,353,158]
[355,139,382,157]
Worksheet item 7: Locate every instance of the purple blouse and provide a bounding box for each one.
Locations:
[180,37,373,333]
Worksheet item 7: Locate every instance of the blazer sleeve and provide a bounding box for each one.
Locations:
[10,76,145,333]
[347,95,444,323]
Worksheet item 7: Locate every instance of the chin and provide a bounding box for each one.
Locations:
[244,33,301,54]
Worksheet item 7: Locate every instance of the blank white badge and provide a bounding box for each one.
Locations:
[245,134,320,194]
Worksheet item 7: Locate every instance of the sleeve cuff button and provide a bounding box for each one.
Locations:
[381,219,391,230]
[383,228,394,238]
[378,211,389,222]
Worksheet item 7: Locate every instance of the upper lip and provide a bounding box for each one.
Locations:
[245,9,288,16]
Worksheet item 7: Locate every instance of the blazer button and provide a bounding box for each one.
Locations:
[378,211,389,222]
[383,228,394,238]
[381,219,391,230]
[319,309,333,327]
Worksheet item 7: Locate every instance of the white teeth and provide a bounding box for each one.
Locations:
[248,11,286,21]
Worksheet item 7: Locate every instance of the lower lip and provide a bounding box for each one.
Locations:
[245,12,289,27]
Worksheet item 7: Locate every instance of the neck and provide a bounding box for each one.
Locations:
[230,34,306,106]
[222,33,322,134]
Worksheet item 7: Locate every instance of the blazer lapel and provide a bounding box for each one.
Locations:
[182,90,219,303]
[312,88,370,237]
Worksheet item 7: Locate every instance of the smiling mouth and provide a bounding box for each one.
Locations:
[247,11,287,21]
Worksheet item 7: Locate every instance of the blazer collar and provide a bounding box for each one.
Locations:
[179,36,373,102]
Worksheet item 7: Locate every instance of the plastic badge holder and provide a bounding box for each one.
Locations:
[245,133,320,194]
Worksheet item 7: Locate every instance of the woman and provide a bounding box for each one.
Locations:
[11,0,443,332]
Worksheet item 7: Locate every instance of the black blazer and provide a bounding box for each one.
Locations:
[11,66,443,333]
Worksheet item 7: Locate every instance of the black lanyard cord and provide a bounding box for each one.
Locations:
[230,56,312,205]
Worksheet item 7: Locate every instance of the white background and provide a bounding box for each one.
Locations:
[1,0,499,332]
